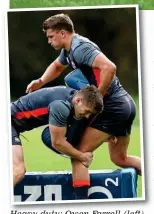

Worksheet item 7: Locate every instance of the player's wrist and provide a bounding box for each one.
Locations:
[38,78,44,86]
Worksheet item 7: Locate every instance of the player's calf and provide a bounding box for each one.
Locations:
[71,159,90,199]
[108,136,142,175]
[12,144,26,186]
[13,163,26,187]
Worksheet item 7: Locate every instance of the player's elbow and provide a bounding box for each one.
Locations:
[100,62,116,78]
[112,63,116,74]
[53,60,65,74]
[107,62,116,75]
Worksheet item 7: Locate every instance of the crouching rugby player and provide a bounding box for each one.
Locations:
[11,85,103,187]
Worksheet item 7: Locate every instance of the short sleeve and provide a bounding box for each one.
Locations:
[58,49,68,65]
[48,100,71,127]
[73,43,101,66]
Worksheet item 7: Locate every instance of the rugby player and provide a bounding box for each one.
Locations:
[26,14,141,199]
[11,85,103,187]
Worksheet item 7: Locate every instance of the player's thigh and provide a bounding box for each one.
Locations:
[76,127,110,152]
[108,136,130,161]
[12,144,25,169]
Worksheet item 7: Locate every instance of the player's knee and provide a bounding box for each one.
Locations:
[110,153,127,166]
[76,143,91,152]
[77,147,88,153]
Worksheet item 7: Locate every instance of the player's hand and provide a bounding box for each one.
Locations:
[26,79,44,93]
[80,152,93,168]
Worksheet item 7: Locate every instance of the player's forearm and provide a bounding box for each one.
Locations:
[98,64,116,96]
[40,62,63,85]
[53,139,83,161]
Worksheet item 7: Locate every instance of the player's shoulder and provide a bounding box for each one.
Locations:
[71,34,100,52]
[48,100,73,126]
[49,100,72,117]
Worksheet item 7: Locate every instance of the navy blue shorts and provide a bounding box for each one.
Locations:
[89,94,136,136]
[12,125,22,145]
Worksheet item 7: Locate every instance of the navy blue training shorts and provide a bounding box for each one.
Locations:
[89,93,136,136]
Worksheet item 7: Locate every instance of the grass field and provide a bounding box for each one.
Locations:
[21,96,143,198]
[10,0,154,9]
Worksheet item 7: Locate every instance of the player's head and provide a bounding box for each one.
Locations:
[43,14,74,50]
[73,85,103,119]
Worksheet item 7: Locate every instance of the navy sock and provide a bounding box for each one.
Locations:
[74,186,89,199]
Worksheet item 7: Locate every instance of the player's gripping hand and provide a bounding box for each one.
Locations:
[26,78,44,93]
[80,152,93,168]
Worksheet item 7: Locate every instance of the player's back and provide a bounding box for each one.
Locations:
[11,86,76,132]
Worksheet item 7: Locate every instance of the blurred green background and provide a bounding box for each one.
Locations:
[10,0,154,9]
[8,8,143,197]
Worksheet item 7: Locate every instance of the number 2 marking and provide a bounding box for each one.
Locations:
[105,177,119,186]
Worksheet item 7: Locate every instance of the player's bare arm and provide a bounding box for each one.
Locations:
[92,53,116,96]
[40,58,67,85]
[49,124,93,167]
[26,58,66,93]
